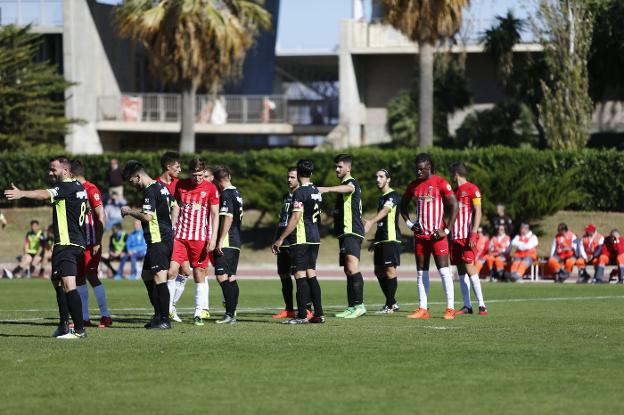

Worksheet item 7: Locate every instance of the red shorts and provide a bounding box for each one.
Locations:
[414,236,449,257]
[172,239,209,268]
[450,239,475,265]
[78,245,102,277]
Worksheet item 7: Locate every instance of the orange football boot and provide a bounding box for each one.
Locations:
[272,310,296,319]
[407,308,430,319]
[443,308,456,320]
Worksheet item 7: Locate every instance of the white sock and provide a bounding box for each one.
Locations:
[195,281,207,317]
[167,279,176,312]
[439,267,455,309]
[470,274,486,307]
[460,273,472,308]
[77,284,89,321]
[93,284,110,317]
[417,270,429,309]
[204,279,210,310]
[173,275,188,306]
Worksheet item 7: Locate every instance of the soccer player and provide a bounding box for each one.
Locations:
[271,167,299,319]
[318,154,367,319]
[3,220,45,279]
[596,229,624,284]
[157,151,181,195]
[484,225,511,281]
[168,158,220,325]
[121,161,174,329]
[213,166,243,324]
[5,156,89,339]
[575,224,603,283]
[400,153,458,320]
[273,159,325,324]
[547,223,579,283]
[509,223,539,282]
[71,160,112,328]
[363,168,401,314]
[449,163,488,316]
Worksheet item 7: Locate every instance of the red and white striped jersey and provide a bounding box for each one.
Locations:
[403,175,454,238]
[173,179,219,241]
[82,180,103,247]
[452,181,481,240]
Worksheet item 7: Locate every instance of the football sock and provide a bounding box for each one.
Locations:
[66,289,84,332]
[54,284,70,324]
[295,278,311,319]
[143,280,158,314]
[167,279,176,312]
[346,275,355,307]
[280,276,294,311]
[155,282,170,321]
[173,275,188,306]
[194,280,208,317]
[459,273,471,308]
[204,278,210,310]
[12,265,22,274]
[219,280,232,315]
[376,274,389,304]
[386,277,397,306]
[352,272,364,305]
[229,280,239,316]
[619,267,624,282]
[595,265,604,282]
[417,270,429,309]
[470,274,486,307]
[439,267,455,309]
[93,283,110,317]
[307,277,324,316]
[76,284,89,321]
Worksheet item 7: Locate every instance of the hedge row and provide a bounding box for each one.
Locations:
[1,147,622,226]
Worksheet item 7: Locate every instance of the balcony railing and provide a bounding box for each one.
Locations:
[0,0,63,27]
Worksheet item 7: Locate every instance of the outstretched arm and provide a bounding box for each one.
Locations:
[4,184,51,201]
[121,206,153,223]
[317,185,353,194]
[364,206,390,234]
[272,211,302,254]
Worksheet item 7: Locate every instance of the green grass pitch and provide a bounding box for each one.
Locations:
[1,279,623,415]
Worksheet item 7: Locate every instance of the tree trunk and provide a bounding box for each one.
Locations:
[179,81,197,153]
[418,40,434,148]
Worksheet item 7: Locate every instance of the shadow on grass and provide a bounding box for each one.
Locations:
[0,333,51,338]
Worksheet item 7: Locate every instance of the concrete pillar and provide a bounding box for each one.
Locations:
[338,20,363,148]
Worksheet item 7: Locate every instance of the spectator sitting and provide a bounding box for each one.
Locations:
[575,224,604,284]
[508,223,538,282]
[490,203,513,237]
[104,191,125,231]
[38,225,54,279]
[101,223,127,279]
[473,227,490,277]
[547,222,579,283]
[485,224,511,281]
[3,220,45,279]
[117,220,147,280]
[107,158,124,200]
[595,229,624,284]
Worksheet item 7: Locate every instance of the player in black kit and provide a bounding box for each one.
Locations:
[121,161,174,330]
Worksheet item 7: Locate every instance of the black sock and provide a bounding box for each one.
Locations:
[346,275,355,307]
[155,282,170,321]
[143,280,158,315]
[66,289,84,332]
[54,284,69,324]
[13,265,22,274]
[376,274,389,305]
[307,277,324,317]
[219,280,232,315]
[227,280,239,317]
[386,277,397,306]
[280,277,294,311]
[352,272,364,306]
[295,278,311,319]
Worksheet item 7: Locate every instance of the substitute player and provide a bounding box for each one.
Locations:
[271,167,299,319]
[363,169,401,314]
[318,154,367,319]
[71,160,112,328]
[213,167,243,324]
[509,223,539,282]
[547,223,579,283]
[5,156,88,339]
[122,161,174,330]
[575,224,603,283]
[168,158,219,325]
[485,225,511,281]
[273,159,325,324]
[450,163,488,316]
[596,229,624,284]
[400,153,458,320]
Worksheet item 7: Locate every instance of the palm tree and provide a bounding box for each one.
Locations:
[482,11,525,86]
[382,0,469,148]
[114,0,272,153]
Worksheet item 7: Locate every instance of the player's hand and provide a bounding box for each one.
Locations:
[92,244,101,256]
[272,239,283,254]
[469,233,478,249]
[410,223,422,234]
[120,206,131,217]
[4,183,23,200]
[432,229,445,241]
[215,242,224,256]
[207,238,216,252]
[367,240,375,252]
[363,219,372,234]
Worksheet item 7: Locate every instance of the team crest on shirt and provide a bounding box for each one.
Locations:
[475,191,481,198]
[94,194,100,201]
[461,191,467,197]
[200,191,206,198]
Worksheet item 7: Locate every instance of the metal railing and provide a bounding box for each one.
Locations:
[0,0,63,27]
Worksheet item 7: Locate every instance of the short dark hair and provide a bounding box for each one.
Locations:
[160,151,180,171]
[70,159,85,177]
[415,153,435,173]
[122,160,145,181]
[334,154,352,165]
[288,166,298,173]
[189,157,206,173]
[296,159,314,178]
[377,168,391,178]
[112,223,122,230]
[50,155,71,169]
[30,220,39,226]
[451,162,469,178]
[213,166,231,181]
[558,222,568,232]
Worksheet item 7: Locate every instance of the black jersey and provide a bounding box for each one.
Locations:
[218,186,243,249]
[47,180,88,248]
[374,189,401,243]
[275,191,295,245]
[334,176,364,238]
[141,181,173,245]
[287,183,322,245]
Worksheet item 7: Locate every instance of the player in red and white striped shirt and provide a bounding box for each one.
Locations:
[400,153,458,320]
[71,160,112,328]
[167,158,220,325]
[450,163,488,316]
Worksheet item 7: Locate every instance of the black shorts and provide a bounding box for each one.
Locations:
[143,241,172,274]
[374,242,401,268]
[215,248,240,276]
[339,235,362,266]
[289,244,319,272]
[52,245,84,280]
[277,247,293,275]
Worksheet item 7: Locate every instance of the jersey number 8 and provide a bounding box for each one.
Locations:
[78,202,87,226]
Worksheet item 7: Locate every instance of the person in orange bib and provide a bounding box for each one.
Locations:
[575,224,603,283]
[547,223,578,283]
[485,224,511,281]
[473,227,490,276]
[509,223,538,282]
[595,229,624,284]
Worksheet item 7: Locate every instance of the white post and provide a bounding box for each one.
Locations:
[352,0,364,20]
